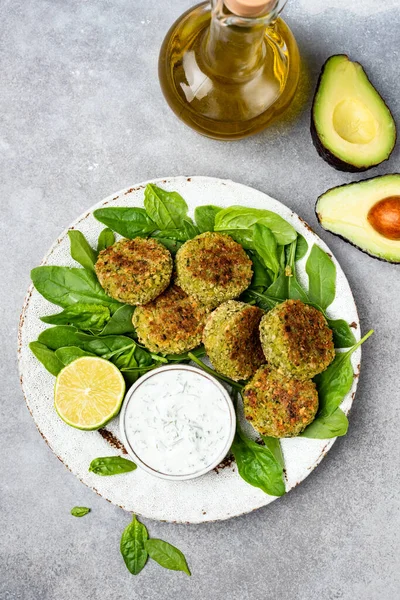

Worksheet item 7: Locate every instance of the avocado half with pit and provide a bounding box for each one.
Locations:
[316,174,400,263]
[311,55,396,172]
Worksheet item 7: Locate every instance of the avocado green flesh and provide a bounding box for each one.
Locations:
[316,175,400,263]
[313,55,396,170]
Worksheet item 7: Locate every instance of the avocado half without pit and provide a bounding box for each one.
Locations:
[316,174,400,263]
[311,55,396,171]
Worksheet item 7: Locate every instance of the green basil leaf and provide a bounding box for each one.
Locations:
[145,539,191,576]
[93,207,157,238]
[300,408,349,438]
[144,184,189,230]
[252,224,280,275]
[295,234,308,261]
[214,206,297,245]
[55,346,95,365]
[326,318,357,348]
[97,228,115,252]
[100,305,136,336]
[70,506,90,517]
[315,330,373,418]
[29,341,64,376]
[41,304,110,330]
[231,430,285,497]
[306,244,336,310]
[31,266,121,311]
[89,456,137,476]
[194,205,222,232]
[261,436,285,469]
[68,230,97,272]
[120,516,149,575]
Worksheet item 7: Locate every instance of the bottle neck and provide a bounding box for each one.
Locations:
[204,15,267,78]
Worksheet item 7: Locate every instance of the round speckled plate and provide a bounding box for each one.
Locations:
[18,176,361,523]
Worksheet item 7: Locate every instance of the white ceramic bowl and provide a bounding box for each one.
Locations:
[119,364,237,481]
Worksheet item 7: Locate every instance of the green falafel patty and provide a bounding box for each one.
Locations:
[95,238,173,306]
[203,300,265,381]
[259,299,335,380]
[133,284,209,354]
[243,365,319,437]
[175,232,252,309]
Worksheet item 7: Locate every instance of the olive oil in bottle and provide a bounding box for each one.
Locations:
[159,0,300,140]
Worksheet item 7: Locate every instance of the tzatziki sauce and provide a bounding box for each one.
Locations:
[121,366,235,479]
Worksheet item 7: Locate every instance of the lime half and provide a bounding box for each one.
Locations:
[54,357,125,430]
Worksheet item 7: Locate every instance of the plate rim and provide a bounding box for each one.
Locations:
[17,175,361,523]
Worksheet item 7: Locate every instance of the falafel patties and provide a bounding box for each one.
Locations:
[260,299,335,380]
[243,365,319,437]
[203,301,265,381]
[95,238,173,305]
[175,232,252,309]
[133,284,209,354]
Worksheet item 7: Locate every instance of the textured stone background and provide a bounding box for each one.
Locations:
[1,1,400,598]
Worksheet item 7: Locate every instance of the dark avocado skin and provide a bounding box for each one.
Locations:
[311,55,397,172]
[315,174,400,264]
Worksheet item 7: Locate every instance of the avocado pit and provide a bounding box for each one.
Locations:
[367,196,400,241]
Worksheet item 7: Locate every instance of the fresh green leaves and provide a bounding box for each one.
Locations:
[97,228,115,252]
[120,516,191,576]
[252,224,280,276]
[144,184,189,230]
[31,266,121,311]
[306,244,336,310]
[120,516,149,575]
[99,304,136,336]
[194,205,222,232]
[261,436,285,468]
[302,330,373,438]
[41,304,110,331]
[93,207,157,238]
[55,346,94,365]
[29,342,64,376]
[70,506,90,517]
[145,539,191,576]
[68,230,97,272]
[295,234,308,261]
[326,318,357,349]
[89,456,137,476]
[231,429,285,497]
[214,206,297,245]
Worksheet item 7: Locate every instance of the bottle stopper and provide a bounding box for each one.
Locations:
[224,0,277,17]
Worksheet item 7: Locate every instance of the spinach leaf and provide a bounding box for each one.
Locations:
[55,346,95,365]
[261,436,285,469]
[300,408,349,438]
[326,318,357,348]
[194,205,222,232]
[266,271,289,301]
[252,224,280,276]
[89,456,137,476]
[100,305,136,336]
[295,234,308,261]
[38,326,82,350]
[31,266,121,311]
[93,207,157,238]
[154,237,183,255]
[182,219,200,239]
[68,230,97,272]
[153,229,189,242]
[214,206,297,245]
[70,506,90,517]
[145,539,191,576]
[231,429,285,496]
[38,326,136,358]
[315,330,373,418]
[243,289,280,311]
[29,341,64,376]
[248,251,272,291]
[97,228,115,252]
[120,516,149,575]
[144,184,189,230]
[218,229,254,250]
[41,304,110,331]
[306,244,336,310]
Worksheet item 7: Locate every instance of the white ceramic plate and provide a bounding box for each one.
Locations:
[18,176,361,523]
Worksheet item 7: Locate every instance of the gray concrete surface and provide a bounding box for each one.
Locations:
[1,0,400,598]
